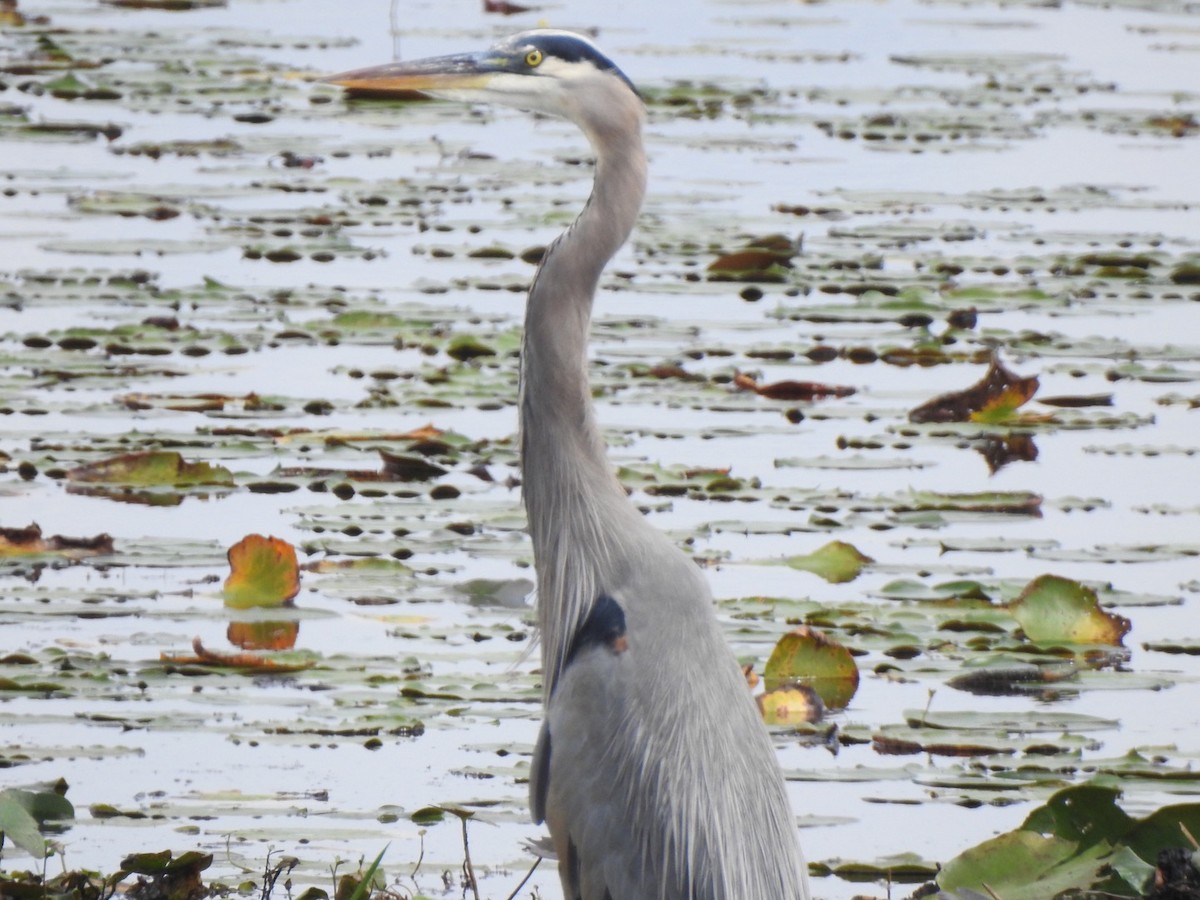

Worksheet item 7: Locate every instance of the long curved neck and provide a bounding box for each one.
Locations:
[520,111,647,698]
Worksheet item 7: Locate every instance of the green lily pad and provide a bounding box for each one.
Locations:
[938,784,1200,898]
[781,540,873,583]
[1009,575,1132,646]
[67,451,234,487]
[763,626,860,710]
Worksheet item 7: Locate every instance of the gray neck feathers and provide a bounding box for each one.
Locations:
[519,112,648,700]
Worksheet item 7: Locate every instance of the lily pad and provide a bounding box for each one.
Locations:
[67,451,234,487]
[781,541,873,583]
[223,534,301,609]
[938,784,1200,898]
[763,626,860,710]
[1009,575,1131,646]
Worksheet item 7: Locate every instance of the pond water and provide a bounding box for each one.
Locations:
[1,0,1199,897]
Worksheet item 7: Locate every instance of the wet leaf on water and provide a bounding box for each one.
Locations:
[1142,639,1200,655]
[818,853,938,884]
[223,534,301,609]
[947,657,1077,697]
[782,540,873,583]
[733,371,856,401]
[161,638,315,672]
[937,784,1200,899]
[378,451,448,482]
[907,708,1119,734]
[1037,393,1114,409]
[409,806,445,825]
[67,451,234,487]
[0,523,113,560]
[763,626,859,710]
[0,786,74,859]
[909,356,1041,424]
[1009,575,1131,646]
[899,489,1043,516]
[707,235,797,282]
[876,578,995,603]
[484,0,534,14]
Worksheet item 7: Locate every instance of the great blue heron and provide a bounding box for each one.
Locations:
[330,30,811,900]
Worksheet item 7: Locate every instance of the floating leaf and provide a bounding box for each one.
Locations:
[707,235,797,282]
[783,541,873,583]
[67,451,234,487]
[223,535,300,609]
[378,451,448,482]
[938,784,1200,899]
[161,638,314,672]
[409,806,445,825]
[0,523,113,560]
[909,357,1040,424]
[763,626,860,710]
[1009,575,1131,646]
[733,371,856,401]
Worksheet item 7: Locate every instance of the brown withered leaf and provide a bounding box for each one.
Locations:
[645,364,704,381]
[909,357,1039,424]
[0,523,114,559]
[161,637,313,672]
[1037,393,1114,408]
[379,450,448,481]
[707,235,798,282]
[734,371,856,401]
[483,0,533,12]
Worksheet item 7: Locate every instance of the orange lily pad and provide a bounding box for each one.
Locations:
[222,534,300,609]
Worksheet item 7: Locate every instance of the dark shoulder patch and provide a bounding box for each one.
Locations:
[564,593,627,669]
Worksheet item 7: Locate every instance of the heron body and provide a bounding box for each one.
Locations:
[330,31,811,899]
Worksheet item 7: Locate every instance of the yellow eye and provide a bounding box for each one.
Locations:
[525,48,543,68]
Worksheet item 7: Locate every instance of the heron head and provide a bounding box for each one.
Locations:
[327,30,642,138]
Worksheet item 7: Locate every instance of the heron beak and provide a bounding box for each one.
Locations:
[325,51,500,96]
